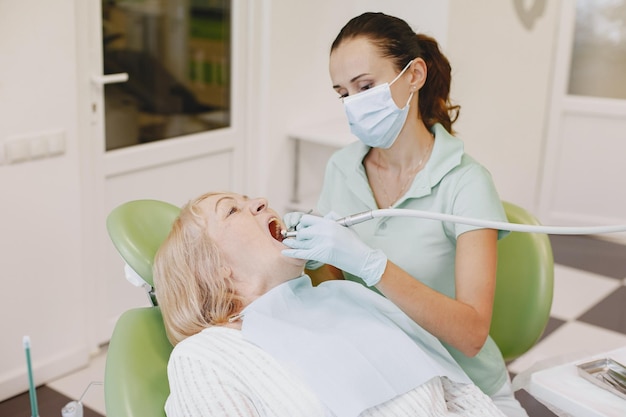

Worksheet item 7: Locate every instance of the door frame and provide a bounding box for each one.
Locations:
[76,0,255,348]
[538,1,626,243]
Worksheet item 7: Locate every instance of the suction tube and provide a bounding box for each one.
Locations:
[282,208,626,237]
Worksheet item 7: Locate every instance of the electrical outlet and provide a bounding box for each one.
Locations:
[29,135,48,159]
[2,129,67,164]
[5,139,30,163]
[47,130,66,156]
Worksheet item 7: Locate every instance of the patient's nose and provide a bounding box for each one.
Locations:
[249,198,268,214]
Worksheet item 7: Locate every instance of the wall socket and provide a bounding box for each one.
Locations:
[1,129,66,165]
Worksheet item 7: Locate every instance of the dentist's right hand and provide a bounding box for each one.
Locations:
[281,214,387,286]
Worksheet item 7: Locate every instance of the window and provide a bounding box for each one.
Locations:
[102,0,231,150]
[568,0,626,99]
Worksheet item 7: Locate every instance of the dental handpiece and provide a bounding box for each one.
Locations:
[280,208,626,238]
[281,211,375,238]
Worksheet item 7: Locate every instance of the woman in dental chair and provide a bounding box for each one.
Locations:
[153,191,505,417]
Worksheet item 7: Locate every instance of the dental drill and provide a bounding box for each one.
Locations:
[281,208,626,238]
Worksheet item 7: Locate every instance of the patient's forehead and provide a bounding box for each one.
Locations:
[197,192,247,216]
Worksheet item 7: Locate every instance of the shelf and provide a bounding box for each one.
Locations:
[288,118,356,148]
[287,119,357,212]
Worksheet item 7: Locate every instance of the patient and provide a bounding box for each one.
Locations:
[153,191,506,417]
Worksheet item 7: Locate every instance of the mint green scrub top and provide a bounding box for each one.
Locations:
[317,123,509,396]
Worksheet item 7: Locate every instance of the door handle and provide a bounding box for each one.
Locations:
[91,73,129,86]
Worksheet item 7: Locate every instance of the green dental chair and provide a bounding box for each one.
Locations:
[104,200,180,417]
[489,201,554,362]
[103,199,553,417]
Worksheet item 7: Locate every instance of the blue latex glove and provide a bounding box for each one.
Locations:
[282,211,323,270]
[282,213,387,286]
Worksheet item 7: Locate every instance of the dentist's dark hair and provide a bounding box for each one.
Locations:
[331,12,460,134]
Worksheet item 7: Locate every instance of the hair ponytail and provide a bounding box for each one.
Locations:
[415,34,460,134]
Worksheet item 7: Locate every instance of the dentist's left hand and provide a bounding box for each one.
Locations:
[282,211,305,232]
[282,211,323,270]
[281,214,387,286]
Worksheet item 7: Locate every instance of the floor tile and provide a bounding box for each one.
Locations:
[504,317,566,369]
[537,316,567,342]
[550,265,620,321]
[514,388,558,417]
[550,235,626,279]
[507,321,626,375]
[577,285,626,334]
[0,386,103,417]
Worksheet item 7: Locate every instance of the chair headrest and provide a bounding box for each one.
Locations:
[106,199,181,288]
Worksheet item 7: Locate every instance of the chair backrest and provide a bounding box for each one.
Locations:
[105,199,180,417]
[105,307,173,417]
[489,201,555,361]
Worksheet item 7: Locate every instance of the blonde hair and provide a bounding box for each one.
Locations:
[153,192,243,345]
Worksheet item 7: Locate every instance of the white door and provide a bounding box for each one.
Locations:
[76,0,249,346]
[539,0,626,243]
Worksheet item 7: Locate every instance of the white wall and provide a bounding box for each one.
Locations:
[0,2,447,400]
[446,0,562,213]
[248,0,450,211]
[0,0,88,401]
[257,0,562,217]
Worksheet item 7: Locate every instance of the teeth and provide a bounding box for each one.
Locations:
[269,219,284,242]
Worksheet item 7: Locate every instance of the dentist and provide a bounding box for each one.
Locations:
[282,12,528,417]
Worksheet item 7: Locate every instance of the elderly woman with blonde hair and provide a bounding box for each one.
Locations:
[153,191,506,417]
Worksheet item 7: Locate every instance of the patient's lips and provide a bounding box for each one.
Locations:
[268,218,284,242]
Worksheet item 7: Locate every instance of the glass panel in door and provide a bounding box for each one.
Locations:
[101,0,231,150]
[568,0,626,99]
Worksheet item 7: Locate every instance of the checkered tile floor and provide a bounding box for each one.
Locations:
[510,235,626,416]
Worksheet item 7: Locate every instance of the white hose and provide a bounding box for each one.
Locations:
[336,208,626,235]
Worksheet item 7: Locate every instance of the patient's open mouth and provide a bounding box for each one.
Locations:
[269,218,284,242]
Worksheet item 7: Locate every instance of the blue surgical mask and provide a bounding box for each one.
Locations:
[343,60,414,149]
